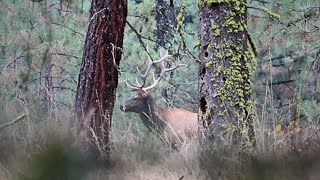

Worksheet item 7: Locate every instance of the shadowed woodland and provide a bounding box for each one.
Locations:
[0,0,320,179]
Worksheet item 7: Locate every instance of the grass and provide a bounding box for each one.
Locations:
[0,113,207,180]
[1,109,320,180]
[1,84,320,180]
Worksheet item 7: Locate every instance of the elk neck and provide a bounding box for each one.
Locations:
[138,95,166,133]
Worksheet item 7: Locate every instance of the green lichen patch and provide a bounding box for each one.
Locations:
[256,6,281,21]
[225,17,245,33]
[211,24,221,37]
[205,60,214,68]
[198,0,230,7]
[176,1,186,32]
[216,52,223,60]
[215,45,255,118]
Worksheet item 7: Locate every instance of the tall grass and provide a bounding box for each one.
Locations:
[1,91,320,179]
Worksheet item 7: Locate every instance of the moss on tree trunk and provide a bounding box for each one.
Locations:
[198,0,256,148]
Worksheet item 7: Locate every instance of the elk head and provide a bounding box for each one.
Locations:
[120,50,185,114]
[120,50,187,131]
[120,89,151,113]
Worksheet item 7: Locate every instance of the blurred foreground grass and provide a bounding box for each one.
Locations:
[1,112,320,180]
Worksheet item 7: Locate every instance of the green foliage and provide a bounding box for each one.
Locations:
[0,0,199,139]
[0,0,85,116]
[0,0,317,134]
[248,0,320,125]
[119,0,198,123]
[0,2,320,179]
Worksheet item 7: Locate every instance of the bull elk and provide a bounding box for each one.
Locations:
[120,50,198,148]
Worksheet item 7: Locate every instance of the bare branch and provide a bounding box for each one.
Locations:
[52,22,85,37]
[90,8,106,22]
[0,113,27,130]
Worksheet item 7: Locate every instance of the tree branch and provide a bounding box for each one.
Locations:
[0,113,27,130]
[51,22,85,37]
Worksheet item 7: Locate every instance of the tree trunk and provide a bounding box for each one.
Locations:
[43,0,54,114]
[198,0,256,148]
[74,0,127,160]
[155,0,176,47]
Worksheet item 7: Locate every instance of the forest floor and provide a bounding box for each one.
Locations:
[1,114,320,180]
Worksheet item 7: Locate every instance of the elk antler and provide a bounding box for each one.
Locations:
[126,50,186,91]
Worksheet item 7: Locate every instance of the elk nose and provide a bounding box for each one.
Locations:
[120,104,126,112]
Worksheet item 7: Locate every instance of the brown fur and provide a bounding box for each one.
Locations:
[120,90,198,147]
[160,109,198,140]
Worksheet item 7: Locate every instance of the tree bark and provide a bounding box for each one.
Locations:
[74,0,127,160]
[198,0,256,148]
[43,0,54,114]
[155,0,176,47]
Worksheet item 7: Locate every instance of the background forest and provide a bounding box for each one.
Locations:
[0,0,320,179]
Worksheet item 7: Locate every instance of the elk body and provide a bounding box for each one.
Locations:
[120,50,198,148]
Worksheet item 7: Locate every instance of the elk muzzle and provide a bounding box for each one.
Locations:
[120,104,127,112]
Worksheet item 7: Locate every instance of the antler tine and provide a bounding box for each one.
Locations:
[164,63,187,72]
[127,49,184,91]
[153,50,171,64]
[136,48,169,87]
[139,56,153,78]
[125,80,141,91]
[126,48,155,90]
[135,77,142,87]
[135,55,153,88]
[142,57,186,91]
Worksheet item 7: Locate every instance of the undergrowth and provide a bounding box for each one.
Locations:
[1,104,320,180]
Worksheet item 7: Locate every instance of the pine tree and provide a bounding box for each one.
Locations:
[198,0,256,147]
